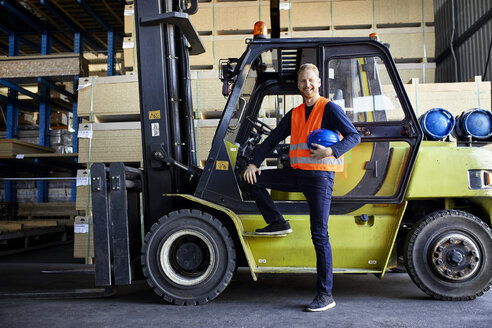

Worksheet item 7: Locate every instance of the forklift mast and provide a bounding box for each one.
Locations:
[134,0,204,230]
[90,0,204,287]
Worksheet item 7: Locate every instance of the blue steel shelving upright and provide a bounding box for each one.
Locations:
[0,0,125,204]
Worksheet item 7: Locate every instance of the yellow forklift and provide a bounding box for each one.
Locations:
[90,0,492,305]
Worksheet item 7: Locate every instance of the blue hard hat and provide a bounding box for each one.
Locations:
[456,109,492,139]
[419,108,455,140]
[307,129,340,149]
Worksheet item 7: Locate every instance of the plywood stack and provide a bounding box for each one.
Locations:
[0,139,54,157]
[77,122,142,164]
[188,0,435,82]
[77,78,142,170]
[77,75,140,121]
[0,53,89,78]
[123,3,137,73]
[191,71,226,119]
[78,71,227,166]
[195,119,219,165]
[83,52,125,76]
[405,77,491,117]
[73,216,93,259]
[17,202,76,219]
[75,74,142,259]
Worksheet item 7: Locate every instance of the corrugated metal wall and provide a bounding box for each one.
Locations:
[434,0,492,82]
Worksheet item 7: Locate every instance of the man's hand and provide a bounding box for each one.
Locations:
[310,143,334,160]
[244,164,261,184]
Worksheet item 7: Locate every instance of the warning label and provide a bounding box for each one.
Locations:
[216,161,229,171]
[149,110,161,120]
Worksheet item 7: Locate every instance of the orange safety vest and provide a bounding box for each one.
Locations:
[289,97,344,171]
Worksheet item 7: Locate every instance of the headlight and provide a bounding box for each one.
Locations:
[468,170,492,189]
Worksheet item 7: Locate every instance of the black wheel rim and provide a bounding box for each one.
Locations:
[159,229,216,286]
[428,231,481,282]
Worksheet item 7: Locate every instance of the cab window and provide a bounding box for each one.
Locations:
[327,56,405,123]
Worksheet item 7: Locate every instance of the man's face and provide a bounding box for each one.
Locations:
[297,69,321,101]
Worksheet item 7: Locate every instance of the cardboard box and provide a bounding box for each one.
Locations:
[35,111,68,127]
[50,111,68,126]
[18,112,38,126]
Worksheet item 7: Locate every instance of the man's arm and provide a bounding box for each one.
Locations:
[244,111,292,184]
[249,110,292,167]
[324,102,361,158]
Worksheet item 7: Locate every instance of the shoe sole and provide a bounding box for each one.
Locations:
[255,228,292,235]
[305,301,336,312]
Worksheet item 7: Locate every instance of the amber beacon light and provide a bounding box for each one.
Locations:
[369,33,380,41]
[253,21,267,39]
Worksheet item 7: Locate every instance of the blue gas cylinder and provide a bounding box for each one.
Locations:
[307,129,341,149]
[419,108,455,140]
[454,108,492,140]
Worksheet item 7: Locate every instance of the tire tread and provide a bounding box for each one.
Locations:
[141,209,236,305]
[404,210,492,301]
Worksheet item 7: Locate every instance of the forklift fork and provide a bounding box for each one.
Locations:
[91,163,143,287]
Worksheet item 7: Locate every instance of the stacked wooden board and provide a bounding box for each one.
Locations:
[74,74,141,260]
[17,202,76,219]
[73,216,93,259]
[187,0,435,82]
[124,0,436,80]
[0,204,75,257]
[0,53,89,79]
[406,77,491,117]
[76,74,142,211]
[123,3,137,73]
[0,139,55,157]
[77,75,140,120]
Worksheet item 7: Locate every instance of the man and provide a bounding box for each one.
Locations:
[243,63,360,312]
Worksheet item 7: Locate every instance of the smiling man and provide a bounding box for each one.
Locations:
[243,63,360,311]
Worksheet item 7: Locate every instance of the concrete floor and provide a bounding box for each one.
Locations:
[0,244,491,328]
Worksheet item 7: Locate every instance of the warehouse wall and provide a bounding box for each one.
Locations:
[434,0,492,82]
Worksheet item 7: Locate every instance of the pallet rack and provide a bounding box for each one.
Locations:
[0,0,127,255]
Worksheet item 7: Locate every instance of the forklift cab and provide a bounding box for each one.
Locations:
[195,38,422,216]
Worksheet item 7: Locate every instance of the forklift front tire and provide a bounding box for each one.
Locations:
[142,209,236,305]
[404,210,492,300]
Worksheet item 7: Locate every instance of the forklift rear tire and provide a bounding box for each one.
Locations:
[404,210,492,300]
[142,209,236,305]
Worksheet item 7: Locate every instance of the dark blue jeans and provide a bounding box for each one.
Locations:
[245,168,335,296]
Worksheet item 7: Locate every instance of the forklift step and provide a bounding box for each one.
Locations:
[242,232,288,238]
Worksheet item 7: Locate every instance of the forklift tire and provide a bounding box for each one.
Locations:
[142,209,236,305]
[404,210,492,300]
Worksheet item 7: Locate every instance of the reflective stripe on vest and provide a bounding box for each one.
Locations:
[289,97,344,172]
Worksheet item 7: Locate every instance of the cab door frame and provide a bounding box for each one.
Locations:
[319,42,423,208]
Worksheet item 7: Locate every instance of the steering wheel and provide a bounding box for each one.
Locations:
[247,117,273,136]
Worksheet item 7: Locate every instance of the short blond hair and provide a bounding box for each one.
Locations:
[297,63,319,79]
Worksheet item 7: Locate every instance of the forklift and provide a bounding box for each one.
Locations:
[90,0,492,305]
